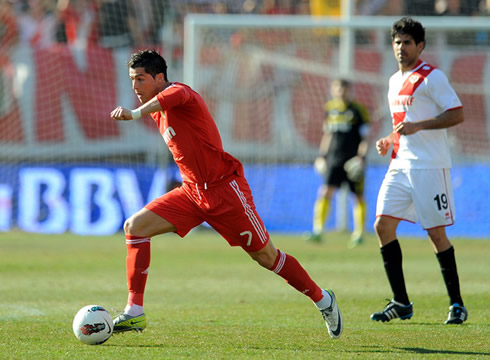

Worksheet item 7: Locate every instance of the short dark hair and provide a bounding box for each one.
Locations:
[391,17,425,47]
[334,78,351,88]
[127,49,168,81]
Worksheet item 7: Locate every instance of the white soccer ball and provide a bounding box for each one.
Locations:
[72,305,113,345]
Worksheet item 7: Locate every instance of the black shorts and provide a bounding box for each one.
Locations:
[325,164,364,195]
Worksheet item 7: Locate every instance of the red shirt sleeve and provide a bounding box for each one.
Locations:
[156,84,191,110]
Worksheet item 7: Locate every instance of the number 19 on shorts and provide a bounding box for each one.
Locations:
[433,193,448,211]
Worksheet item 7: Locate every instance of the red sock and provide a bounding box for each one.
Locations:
[125,235,151,306]
[269,249,323,302]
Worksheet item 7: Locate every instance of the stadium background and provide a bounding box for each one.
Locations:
[0,0,489,238]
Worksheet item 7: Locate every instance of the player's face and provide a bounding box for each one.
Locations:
[392,34,424,71]
[129,67,162,103]
[330,81,349,101]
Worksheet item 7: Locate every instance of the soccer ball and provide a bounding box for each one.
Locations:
[72,305,113,345]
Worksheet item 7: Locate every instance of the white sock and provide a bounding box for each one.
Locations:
[124,303,144,316]
[314,289,332,310]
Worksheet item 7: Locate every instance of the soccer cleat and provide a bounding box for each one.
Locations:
[113,313,146,333]
[320,289,343,338]
[371,300,413,322]
[348,232,364,248]
[305,233,323,243]
[444,303,468,324]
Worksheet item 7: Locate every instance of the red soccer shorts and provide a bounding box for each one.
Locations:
[145,174,270,252]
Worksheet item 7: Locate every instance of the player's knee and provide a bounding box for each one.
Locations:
[250,253,271,268]
[374,216,392,237]
[427,228,450,247]
[373,217,384,235]
[124,216,139,235]
[249,249,276,269]
[123,218,131,235]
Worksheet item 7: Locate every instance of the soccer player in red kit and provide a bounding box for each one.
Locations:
[110,50,343,338]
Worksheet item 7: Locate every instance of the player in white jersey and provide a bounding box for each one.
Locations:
[371,17,468,325]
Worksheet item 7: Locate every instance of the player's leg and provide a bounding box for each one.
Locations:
[371,215,413,322]
[114,187,203,333]
[350,193,366,246]
[413,168,456,254]
[349,177,366,247]
[212,175,328,305]
[374,215,411,303]
[427,227,467,324]
[249,240,324,301]
[209,176,342,338]
[248,240,342,338]
[428,227,463,305]
[124,208,177,307]
[113,208,177,333]
[308,164,345,243]
[209,176,328,304]
[412,169,467,324]
[427,226,452,252]
[308,184,337,243]
[371,170,415,322]
[374,177,411,306]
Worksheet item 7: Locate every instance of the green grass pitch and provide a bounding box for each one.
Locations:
[0,230,488,359]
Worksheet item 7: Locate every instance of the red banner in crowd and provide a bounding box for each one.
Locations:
[0,44,488,161]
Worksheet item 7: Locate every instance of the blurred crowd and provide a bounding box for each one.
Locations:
[180,0,490,17]
[1,0,489,54]
[0,0,169,50]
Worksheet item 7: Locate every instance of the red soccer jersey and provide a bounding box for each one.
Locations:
[152,82,243,184]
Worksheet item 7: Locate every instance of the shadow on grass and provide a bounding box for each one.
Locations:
[342,345,490,357]
[393,322,442,326]
[397,347,490,356]
[106,344,166,348]
[104,343,490,357]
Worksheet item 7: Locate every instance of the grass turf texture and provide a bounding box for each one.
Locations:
[0,230,488,359]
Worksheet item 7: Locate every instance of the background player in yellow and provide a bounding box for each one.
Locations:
[307,79,370,247]
[310,0,341,36]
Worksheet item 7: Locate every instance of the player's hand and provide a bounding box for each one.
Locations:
[376,138,392,157]
[395,121,419,136]
[110,106,133,121]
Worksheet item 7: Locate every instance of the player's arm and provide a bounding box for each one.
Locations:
[356,106,370,160]
[318,131,332,157]
[313,133,331,174]
[395,107,464,136]
[357,139,369,159]
[313,125,332,174]
[376,132,394,157]
[110,95,163,121]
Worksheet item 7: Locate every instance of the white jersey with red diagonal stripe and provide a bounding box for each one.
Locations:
[388,60,462,169]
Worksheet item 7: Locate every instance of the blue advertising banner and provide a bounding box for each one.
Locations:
[0,165,170,235]
[0,164,488,238]
[246,164,490,238]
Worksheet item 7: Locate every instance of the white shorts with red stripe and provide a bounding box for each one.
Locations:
[376,168,455,230]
